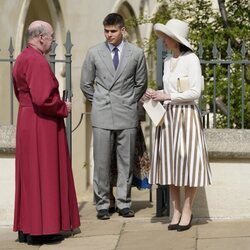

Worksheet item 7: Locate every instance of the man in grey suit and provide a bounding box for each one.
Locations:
[80,13,147,220]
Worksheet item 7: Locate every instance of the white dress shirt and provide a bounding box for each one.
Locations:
[108,41,124,61]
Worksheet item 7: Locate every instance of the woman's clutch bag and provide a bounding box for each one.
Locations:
[177,76,189,92]
[177,76,204,92]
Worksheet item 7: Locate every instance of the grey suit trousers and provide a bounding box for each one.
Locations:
[92,127,137,211]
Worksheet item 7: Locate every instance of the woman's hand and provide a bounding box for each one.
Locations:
[140,88,155,103]
[151,90,171,102]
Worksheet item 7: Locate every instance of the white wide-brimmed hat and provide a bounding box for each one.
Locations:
[154,18,193,51]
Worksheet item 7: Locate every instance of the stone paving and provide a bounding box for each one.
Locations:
[1,187,250,250]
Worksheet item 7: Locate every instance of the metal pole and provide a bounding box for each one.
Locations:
[64,31,73,155]
[9,38,14,125]
[155,38,169,217]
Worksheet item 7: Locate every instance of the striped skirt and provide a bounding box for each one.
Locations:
[148,103,212,187]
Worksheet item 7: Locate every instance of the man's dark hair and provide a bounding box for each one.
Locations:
[103,13,125,28]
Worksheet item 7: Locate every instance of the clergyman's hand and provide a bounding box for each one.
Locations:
[65,101,72,113]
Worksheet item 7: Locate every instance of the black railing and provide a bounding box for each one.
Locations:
[156,39,250,129]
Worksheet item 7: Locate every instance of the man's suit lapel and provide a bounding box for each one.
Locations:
[98,41,132,90]
[98,42,116,78]
[111,41,131,89]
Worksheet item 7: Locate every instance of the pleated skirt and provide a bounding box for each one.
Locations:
[148,103,212,187]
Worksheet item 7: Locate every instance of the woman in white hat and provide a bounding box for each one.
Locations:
[146,19,212,231]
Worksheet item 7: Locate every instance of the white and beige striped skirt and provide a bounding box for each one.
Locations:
[148,103,212,187]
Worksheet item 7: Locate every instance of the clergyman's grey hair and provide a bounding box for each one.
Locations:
[27,24,47,40]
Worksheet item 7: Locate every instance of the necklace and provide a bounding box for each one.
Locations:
[169,56,180,72]
[169,51,183,72]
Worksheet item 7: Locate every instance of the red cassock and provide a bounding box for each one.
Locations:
[12,45,80,235]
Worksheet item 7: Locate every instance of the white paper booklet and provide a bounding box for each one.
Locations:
[143,99,166,126]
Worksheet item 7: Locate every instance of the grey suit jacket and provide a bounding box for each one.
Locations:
[80,41,147,130]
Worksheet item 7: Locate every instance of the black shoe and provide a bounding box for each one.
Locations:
[177,215,193,232]
[109,206,116,214]
[168,217,181,230]
[168,223,179,230]
[118,208,135,218]
[27,234,64,245]
[18,231,28,243]
[97,209,110,220]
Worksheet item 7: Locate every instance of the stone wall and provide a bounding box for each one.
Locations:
[205,129,250,159]
[194,129,250,219]
[0,125,15,154]
[0,125,16,225]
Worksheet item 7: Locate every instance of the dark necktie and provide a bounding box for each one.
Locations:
[113,47,119,70]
